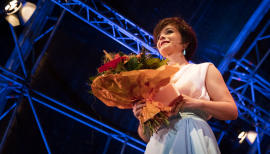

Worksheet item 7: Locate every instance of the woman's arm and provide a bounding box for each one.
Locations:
[138,123,150,143]
[171,64,238,121]
[132,101,150,143]
[201,64,238,120]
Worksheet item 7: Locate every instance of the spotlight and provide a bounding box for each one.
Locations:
[246,131,257,145]
[5,0,22,15]
[238,131,258,144]
[3,0,36,27]
[238,131,247,143]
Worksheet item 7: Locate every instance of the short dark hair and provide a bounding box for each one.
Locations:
[153,17,197,61]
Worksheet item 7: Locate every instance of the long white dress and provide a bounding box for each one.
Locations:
[144,62,221,154]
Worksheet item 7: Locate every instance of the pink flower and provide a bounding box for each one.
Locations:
[136,53,142,59]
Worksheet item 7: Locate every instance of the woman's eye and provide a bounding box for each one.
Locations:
[167,30,173,34]
[157,35,160,40]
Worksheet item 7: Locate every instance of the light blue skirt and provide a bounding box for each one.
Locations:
[144,112,221,154]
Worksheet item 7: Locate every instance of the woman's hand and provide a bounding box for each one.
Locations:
[133,99,150,143]
[170,94,202,115]
[132,100,146,120]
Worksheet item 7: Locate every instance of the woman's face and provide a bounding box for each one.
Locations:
[157,25,186,58]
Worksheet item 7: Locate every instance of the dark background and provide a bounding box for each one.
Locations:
[0,0,270,153]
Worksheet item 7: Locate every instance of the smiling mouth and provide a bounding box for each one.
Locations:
[161,41,170,46]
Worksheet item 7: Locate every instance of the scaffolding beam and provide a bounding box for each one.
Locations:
[218,0,270,74]
[1,0,270,153]
[50,0,159,56]
[0,70,146,153]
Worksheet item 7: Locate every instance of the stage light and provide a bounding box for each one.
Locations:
[3,0,36,27]
[5,0,22,15]
[246,131,257,145]
[238,131,247,143]
[5,14,20,26]
[238,131,258,144]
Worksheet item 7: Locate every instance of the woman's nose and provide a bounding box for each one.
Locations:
[159,35,165,40]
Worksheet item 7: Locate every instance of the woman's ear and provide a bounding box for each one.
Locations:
[183,42,189,49]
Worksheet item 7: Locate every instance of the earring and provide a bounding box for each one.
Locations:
[183,49,186,56]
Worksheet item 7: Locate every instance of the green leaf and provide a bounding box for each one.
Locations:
[89,77,97,81]
[118,59,127,72]
[143,123,146,135]
[119,52,124,57]
[88,90,93,94]
[139,47,148,64]
[135,63,143,70]
[136,63,149,69]
[149,62,159,69]
[146,58,159,66]
[159,59,169,67]
[127,57,138,71]
[116,63,121,73]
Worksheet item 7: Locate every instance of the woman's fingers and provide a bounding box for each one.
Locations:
[136,103,146,110]
[173,102,181,115]
[131,99,140,107]
[132,99,146,119]
[170,95,186,115]
[171,95,183,105]
[135,109,142,119]
[180,102,186,113]
[170,102,178,113]
[173,101,186,115]
[170,95,183,112]
[137,100,146,105]
[134,100,146,110]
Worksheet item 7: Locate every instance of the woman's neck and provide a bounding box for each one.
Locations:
[167,52,189,67]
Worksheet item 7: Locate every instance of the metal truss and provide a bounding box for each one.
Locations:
[0,5,146,154]
[0,66,146,153]
[229,87,270,136]
[225,18,270,154]
[218,0,270,74]
[51,0,159,56]
[1,0,269,153]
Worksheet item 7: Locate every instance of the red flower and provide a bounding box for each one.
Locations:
[98,56,129,73]
[114,53,120,60]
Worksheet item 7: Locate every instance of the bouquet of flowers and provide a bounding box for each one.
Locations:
[88,47,180,136]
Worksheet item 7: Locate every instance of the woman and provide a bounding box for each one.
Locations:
[132,17,238,154]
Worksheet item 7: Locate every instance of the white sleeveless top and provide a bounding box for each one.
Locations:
[144,62,221,154]
[170,62,211,121]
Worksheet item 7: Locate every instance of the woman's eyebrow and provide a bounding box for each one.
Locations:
[158,28,173,37]
[165,28,173,30]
